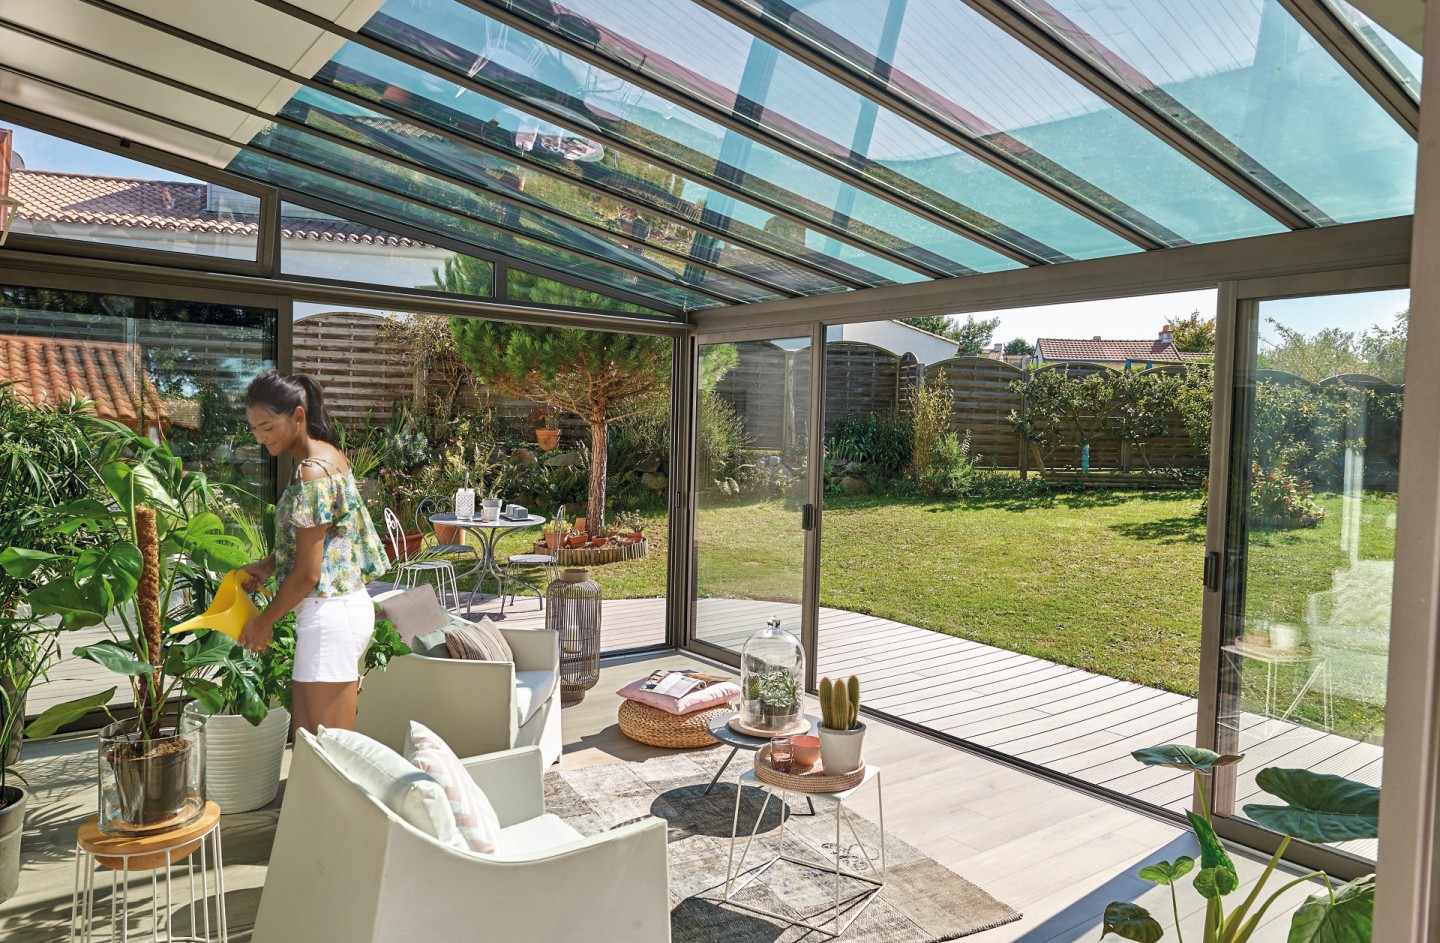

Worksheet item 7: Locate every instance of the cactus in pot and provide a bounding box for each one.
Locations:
[818,674,864,774]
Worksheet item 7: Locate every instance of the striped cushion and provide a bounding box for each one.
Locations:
[404,721,501,855]
[443,617,514,663]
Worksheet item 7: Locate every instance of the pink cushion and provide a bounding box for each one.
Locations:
[617,676,741,715]
[403,721,501,854]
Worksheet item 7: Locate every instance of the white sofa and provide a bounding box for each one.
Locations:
[254,733,671,943]
[357,587,562,766]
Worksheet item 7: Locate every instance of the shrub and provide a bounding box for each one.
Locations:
[920,430,978,499]
[908,372,952,488]
[698,395,747,484]
[1249,462,1324,528]
[826,413,911,481]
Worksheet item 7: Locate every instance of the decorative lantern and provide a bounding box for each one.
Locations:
[545,568,602,706]
[738,618,806,736]
[455,472,475,521]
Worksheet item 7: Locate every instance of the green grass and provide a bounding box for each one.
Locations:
[396,487,1394,742]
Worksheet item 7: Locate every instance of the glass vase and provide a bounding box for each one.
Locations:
[98,714,206,835]
[739,618,805,735]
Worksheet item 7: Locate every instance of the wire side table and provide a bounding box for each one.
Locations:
[724,767,885,938]
[72,801,227,942]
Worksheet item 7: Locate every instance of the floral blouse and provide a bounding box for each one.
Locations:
[275,458,389,597]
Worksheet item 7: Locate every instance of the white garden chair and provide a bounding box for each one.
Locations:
[383,506,459,608]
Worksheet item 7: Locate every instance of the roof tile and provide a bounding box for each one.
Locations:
[1035,337,1209,364]
[0,334,170,429]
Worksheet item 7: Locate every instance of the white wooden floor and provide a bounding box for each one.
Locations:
[5,651,1324,943]
[29,594,1378,860]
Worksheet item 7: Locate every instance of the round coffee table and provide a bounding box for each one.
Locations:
[705,711,819,814]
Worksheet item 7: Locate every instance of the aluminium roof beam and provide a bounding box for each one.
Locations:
[0,14,807,302]
[453,0,1059,267]
[240,0,956,280]
[687,0,1182,251]
[962,0,1331,231]
[0,59,738,310]
[1276,0,1419,138]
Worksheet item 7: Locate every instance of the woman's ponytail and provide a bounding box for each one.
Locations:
[293,374,340,448]
[244,369,341,447]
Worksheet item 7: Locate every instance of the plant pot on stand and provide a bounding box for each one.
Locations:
[182,702,289,814]
[99,716,206,835]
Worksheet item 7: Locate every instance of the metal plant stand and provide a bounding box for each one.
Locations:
[546,568,602,706]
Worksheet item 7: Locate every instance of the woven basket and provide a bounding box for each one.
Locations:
[755,744,865,793]
[617,699,732,749]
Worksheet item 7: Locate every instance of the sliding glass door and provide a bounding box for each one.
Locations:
[1215,285,1407,863]
[690,334,818,661]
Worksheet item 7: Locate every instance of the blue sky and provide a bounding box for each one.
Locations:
[5,124,195,180]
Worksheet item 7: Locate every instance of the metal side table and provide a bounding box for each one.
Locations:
[705,711,817,815]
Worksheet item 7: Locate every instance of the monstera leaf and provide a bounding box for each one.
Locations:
[1101,902,1163,942]
[1132,744,1243,773]
[74,543,144,606]
[1287,875,1374,943]
[1242,769,1380,843]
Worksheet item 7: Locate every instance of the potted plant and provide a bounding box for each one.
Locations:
[0,619,57,902]
[614,511,645,542]
[818,675,864,774]
[529,405,561,452]
[180,614,295,814]
[542,512,566,550]
[1100,744,1376,943]
[758,668,801,727]
[13,434,254,834]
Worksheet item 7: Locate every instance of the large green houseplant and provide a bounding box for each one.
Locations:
[8,433,260,832]
[1102,744,1376,943]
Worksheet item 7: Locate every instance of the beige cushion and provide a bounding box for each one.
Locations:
[494,813,582,857]
[514,670,557,726]
[403,722,501,854]
[377,586,450,649]
[444,617,514,663]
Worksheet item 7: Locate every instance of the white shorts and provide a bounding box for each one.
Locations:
[292,589,374,683]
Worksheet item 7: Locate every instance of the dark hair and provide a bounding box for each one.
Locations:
[244,369,340,448]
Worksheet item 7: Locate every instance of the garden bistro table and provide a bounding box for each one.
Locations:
[429,513,545,614]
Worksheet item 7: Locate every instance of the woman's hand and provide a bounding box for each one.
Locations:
[239,617,274,654]
[240,558,275,592]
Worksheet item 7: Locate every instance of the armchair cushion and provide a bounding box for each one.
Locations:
[315,726,466,852]
[410,628,450,658]
[444,617,514,663]
[404,721,501,854]
[514,670,558,726]
[376,585,449,649]
[495,813,583,856]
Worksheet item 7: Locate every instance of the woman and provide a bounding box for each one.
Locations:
[238,370,389,734]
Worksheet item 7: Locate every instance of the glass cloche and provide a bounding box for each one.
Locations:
[739,617,806,735]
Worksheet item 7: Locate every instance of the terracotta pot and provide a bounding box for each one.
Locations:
[544,532,559,549]
[591,536,608,547]
[535,428,560,451]
[565,535,587,549]
[384,531,425,564]
[791,734,821,769]
[574,517,587,534]
[433,522,464,546]
[628,531,644,542]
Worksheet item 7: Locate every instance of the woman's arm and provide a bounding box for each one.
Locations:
[239,526,325,652]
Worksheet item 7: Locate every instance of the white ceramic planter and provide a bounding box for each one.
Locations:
[182,703,290,814]
[819,722,866,775]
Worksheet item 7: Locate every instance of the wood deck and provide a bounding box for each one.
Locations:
[29,594,1378,858]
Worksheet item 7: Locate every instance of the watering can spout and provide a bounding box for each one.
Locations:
[168,570,267,639]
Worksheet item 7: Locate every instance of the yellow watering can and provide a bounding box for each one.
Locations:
[168,570,268,639]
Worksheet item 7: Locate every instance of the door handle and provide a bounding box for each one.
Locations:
[802,503,816,531]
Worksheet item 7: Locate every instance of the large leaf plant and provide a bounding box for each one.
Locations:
[1102,744,1377,943]
[2,432,272,745]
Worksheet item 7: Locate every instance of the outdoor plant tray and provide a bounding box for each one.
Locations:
[729,714,809,739]
[755,744,865,794]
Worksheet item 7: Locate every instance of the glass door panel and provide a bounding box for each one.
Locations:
[693,337,813,657]
[1218,287,1407,862]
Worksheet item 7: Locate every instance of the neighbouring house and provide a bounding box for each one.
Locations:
[1035,324,1212,368]
[0,332,175,438]
[824,320,959,366]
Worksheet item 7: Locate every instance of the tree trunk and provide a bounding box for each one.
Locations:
[587,418,607,538]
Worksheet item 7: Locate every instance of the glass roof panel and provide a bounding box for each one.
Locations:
[1022,0,1418,224]
[230,151,715,311]
[279,84,843,297]
[1327,0,1422,96]
[311,42,921,286]
[495,0,1146,260]
[244,120,781,303]
[733,0,1287,245]
[356,2,1026,274]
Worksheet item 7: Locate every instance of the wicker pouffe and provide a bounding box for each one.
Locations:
[617,699,732,749]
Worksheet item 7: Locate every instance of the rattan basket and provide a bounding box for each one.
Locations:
[617,699,732,749]
[755,744,865,793]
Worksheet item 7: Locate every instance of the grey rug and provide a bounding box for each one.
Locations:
[544,752,1022,942]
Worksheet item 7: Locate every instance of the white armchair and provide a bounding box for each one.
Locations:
[357,588,562,766]
[254,733,671,943]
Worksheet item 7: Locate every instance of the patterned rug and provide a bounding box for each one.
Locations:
[544,751,1022,942]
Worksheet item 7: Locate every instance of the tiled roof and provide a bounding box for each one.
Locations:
[8,169,428,247]
[1035,337,1210,364]
[0,333,171,430]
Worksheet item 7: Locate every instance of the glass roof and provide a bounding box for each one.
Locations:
[0,0,1422,317]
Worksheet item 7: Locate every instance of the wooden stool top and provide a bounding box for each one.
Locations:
[78,801,221,857]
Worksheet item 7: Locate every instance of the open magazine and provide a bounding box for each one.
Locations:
[639,669,730,699]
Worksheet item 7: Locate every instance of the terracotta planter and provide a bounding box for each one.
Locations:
[535,428,561,451]
[628,531,645,542]
[565,534,588,549]
[544,532,560,550]
[574,517,587,534]
[433,522,465,546]
[384,531,425,564]
[591,536,608,548]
